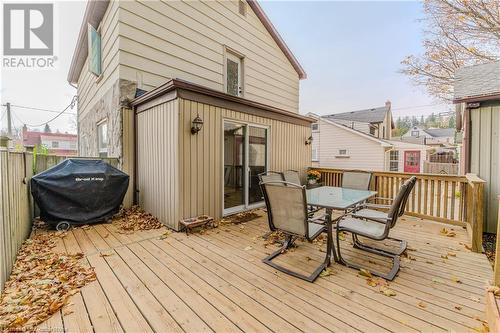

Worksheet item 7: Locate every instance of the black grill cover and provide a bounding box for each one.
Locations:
[31,159,129,224]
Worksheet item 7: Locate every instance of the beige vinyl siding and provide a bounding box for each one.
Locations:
[77,0,120,120]
[117,0,300,112]
[136,99,180,229]
[176,98,310,229]
[317,119,385,171]
[470,102,500,233]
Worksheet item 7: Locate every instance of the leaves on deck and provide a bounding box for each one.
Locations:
[417,301,427,308]
[379,286,397,297]
[113,205,163,231]
[219,210,262,225]
[320,268,334,277]
[358,269,373,278]
[439,228,456,237]
[487,285,500,296]
[0,233,96,331]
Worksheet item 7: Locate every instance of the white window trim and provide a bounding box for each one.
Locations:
[312,147,319,162]
[97,118,108,156]
[335,149,350,158]
[224,47,245,97]
[311,123,319,132]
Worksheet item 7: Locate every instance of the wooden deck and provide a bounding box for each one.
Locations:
[36,211,492,333]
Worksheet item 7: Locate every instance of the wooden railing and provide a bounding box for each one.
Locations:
[0,150,119,293]
[310,168,486,252]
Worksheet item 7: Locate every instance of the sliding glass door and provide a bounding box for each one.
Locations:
[223,121,268,214]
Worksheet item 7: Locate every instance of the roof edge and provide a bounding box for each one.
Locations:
[453,92,500,104]
[131,78,314,124]
[67,0,110,85]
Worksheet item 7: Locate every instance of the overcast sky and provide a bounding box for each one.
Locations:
[1,0,450,134]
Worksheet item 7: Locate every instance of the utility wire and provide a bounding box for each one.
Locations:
[8,96,78,128]
[10,104,77,115]
[391,103,448,111]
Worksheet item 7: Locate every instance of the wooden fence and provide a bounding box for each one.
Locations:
[423,161,459,175]
[311,167,486,252]
[0,151,119,293]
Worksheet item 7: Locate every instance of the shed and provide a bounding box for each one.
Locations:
[131,79,313,230]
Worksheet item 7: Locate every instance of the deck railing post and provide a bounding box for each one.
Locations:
[495,196,500,286]
[465,173,486,253]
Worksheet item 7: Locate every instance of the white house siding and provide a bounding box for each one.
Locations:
[117,0,300,112]
[317,120,386,171]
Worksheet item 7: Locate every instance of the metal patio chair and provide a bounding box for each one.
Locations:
[258,171,285,232]
[342,171,372,190]
[351,176,417,255]
[336,180,409,280]
[260,181,333,282]
[283,170,302,185]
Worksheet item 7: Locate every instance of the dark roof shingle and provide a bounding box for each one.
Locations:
[454,61,500,101]
[323,106,389,124]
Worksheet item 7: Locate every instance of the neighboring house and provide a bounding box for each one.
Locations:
[68,0,311,229]
[401,126,456,146]
[21,125,77,156]
[309,114,429,173]
[321,101,394,140]
[454,61,500,232]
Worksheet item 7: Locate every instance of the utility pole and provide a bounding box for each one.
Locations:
[6,102,12,137]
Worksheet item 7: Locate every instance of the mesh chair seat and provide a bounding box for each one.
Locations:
[338,217,386,239]
[308,222,325,239]
[364,203,391,210]
[353,208,387,222]
[342,172,372,190]
[283,170,302,185]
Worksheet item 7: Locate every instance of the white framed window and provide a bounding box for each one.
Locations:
[311,123,319,131]
[335,149,349,158]
[312,148,318,161]
[225,50,243,97]
[389,150,399,171]
[97,119,108,158]
[52,141,59,148]
[411,130,419,137]
[87,23,102,76]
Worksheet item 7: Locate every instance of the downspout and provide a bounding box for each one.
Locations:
[133,104,138,205]
[463,107,471,174]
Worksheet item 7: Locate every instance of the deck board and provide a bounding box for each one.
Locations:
[35,212,491,333]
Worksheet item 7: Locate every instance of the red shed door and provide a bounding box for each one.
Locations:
[404,151,420,173]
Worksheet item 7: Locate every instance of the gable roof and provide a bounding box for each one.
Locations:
[454,61,500,102]
[323,106,389,124]
[67,0,306,85]
[423,128,455,138]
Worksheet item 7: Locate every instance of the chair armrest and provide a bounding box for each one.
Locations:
[362,203,391,210]
[308,214,327,224]
[368,197,393,202]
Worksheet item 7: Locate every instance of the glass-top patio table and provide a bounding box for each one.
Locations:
[306,186,377,263]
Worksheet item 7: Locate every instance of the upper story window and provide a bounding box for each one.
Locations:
[411,130,419,137]
[311,123,319,131]
[226,51,243,97]
[97,119,108,158]
[87,23,102,77]
[369,126,376,136]
[52,141,59,148]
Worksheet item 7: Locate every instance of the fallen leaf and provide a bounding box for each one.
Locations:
[455,306,462,310]
[358,269,373,278]
[99,252,113,257]
[451,276,462,284]
[417,301,427,308]
[244,246,253,251]
[441,255,448,259]
[320,268,333,277]
[446,232,456,237]
[380,286,397,297]
[447,252,457,257]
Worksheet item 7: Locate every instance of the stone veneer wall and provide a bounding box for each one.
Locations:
[78,79,137,167]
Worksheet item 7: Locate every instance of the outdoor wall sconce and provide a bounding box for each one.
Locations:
[191,114,204,134]
[305,136,313,145]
